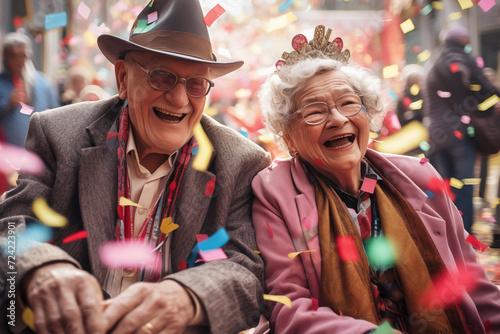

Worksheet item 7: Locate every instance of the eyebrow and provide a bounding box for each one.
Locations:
[301,89,356,105]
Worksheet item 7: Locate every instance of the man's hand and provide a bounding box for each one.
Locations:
[103,280,195,334]
[23,262,105,334]
[9,88,28,108]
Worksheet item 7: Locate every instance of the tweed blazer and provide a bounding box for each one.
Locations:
[0,96,271,334]
[252,149,500,334]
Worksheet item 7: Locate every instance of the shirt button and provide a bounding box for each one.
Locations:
[138,208,145,215]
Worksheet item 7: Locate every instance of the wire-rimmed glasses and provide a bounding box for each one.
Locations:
[296,93,364,125]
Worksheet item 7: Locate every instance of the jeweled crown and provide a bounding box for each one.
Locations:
[276,25,350,71]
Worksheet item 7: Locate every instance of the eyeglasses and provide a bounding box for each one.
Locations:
[129,57,215,97]
[296,93,364,125]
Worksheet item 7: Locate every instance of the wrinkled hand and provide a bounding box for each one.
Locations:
[103,280,195,334]
[9,88,28,107]
[24,262,105,334]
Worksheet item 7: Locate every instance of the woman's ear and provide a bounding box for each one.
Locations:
[115,60,127,100]
[282,131,296,153]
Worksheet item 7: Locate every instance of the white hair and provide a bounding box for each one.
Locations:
[258,56,386,150]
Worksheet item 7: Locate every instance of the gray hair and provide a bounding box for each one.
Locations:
[259,55,386,150]
[3,32,33,58]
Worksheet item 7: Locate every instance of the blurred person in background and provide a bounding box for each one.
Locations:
[397,64,424,127]
[79,84,110,102]
[60,65,94,105]
[423,25,500,234]
[0,32,59,147]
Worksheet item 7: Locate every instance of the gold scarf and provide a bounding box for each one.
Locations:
[311,165,469,333]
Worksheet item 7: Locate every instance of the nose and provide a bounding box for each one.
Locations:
[163,80,190,107]
[325,105,349,126]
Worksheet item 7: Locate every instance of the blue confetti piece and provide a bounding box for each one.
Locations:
[425,189,436,199]
[239,128,248,138]
[279,0,294,12]
[186,244,199,268]
[388,89,398,101]
[198,228,229,252]
[2,223,53,256]
[192,146,199,155]
[45,12,68,30]
[421,4,433,15]
[361,105,366,113]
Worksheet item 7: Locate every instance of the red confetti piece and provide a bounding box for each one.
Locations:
[196,234,208,243]
[313,158,324,167]
[335,235,360,262]
[412,45,421,53]
[178,259,187,271]
[458,210,463,216]
[427,177,455,202]
[450,63,459,73]
[420,157,429,164]
[360,178,377,194]
[106,132,118,140]
[332,37,343,51]
[466,234,488,252]
[302,217,311,231]
[454,130,463,140]
[203,4,226,27]
[12,16,24,28]
[204,177,216,197]
[63,231,88,243]
[266,221,273,238]
[484,320,491,333]
[311,297,318,311]
[291,34,308,51]
[403,96,412,108]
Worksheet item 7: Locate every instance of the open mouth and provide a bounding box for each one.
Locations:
[323,134,355,149]
[153,107,187,123]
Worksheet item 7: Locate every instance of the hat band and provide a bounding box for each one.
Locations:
[130,30,215,61]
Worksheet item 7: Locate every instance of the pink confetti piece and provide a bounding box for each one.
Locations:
[205,177,216,197]
[466,234,488,252]
[147,11,158,24]
[311,297,318,311]
[461,115,471,124]
[88,22,108,36]
[437,90,452,98]
[77,2,91,19]
[360,178,377,194]
[478,0,495,13]
[313,158,324,167]
[0,143,44,175]
[19,102,34,115]
[63,231,88,243]
[302,217,311,231]
[199,248,227,262]
[336,235,360,262]
[99,241,156,269]
[34,34,42,43]
[488,217,497,223]
[420,157,429,164]
[203,4,226,27]
[266,221,274,238]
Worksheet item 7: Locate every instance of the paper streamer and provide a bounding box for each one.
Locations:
[263,294,291,307]
[288,249,316,259]
[203,4,226,27]
[119,196,144,208]
[32,198,68,227]
[99,241,156,269]
[192,123,213,171]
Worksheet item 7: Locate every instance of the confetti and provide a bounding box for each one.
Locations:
[77,2,91,19]
[462,178,481,185]
[192,123,213,171]
[449,177,464,189]
[204,177,216,197]
[32,198,68,227]
[302,217,311,230]
[454,130,464,140]
[417,50,431,62]
[412,45,421,53]
[448,12,462,21]
[178,259,187,271]
[450,63,459,73]
[419,141,431,152]
[45,12,68,30]
[458,0,474,9]
[365,236,395,271]
[266,12,297,32]
[203,4,226,27]
[19,102,34,115]
[491,197,500,209]
[106,132,118,140]
[478,0,496,12]
[464,44,473,54]
[360,178,377,194]
[427,177,455,201]
[409,99,423,110]
[467,126,475,137]
[253,250,261,254]
[336,235,360,262]
[119,196,143,209]
[400,19,415,34]
[34,34,42,43]
[147,11,158,24]
[279,0,294,13]
[461,115,471,124]
[470,84,481,91]
[432,1,444,9]
[313,158,324,167]
[374,121,429,155]
[13,16,24,28]
[466,234,488,251]
[373,321,393,334]
[437,90,451,98]
[197,228,229,252]
[410,84,420,96]
[160,217,178,235]
[311,297,318,311]
[22,308,35,331]
[382,64,398,79]
[266,221,274,238]
[133,19,156,34]
[100,241,156,269]
[478,94,500,111]
[263,294,291,307]
[484,319,491,333]
[476,56,485,68]
[288,249,316,259]
[4,223,53,255]
[420,157,429,164]
[425,189,436,199]
[421,4,433,15]
[63,231,88,243]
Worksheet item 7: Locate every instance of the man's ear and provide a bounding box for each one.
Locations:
[115,60,127,100]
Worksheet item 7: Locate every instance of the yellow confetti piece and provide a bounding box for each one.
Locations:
[470,85,481,91]
[491,198,500,209]
[204,106,218,117]
[258,133,274,144]
[417,153,426,159]
[449,177,464,189]
[266,12,297,32]
[374,120,429,155]
[160,217,179,235]
[192,122,213,171]
[400,19,415,34]
[382,64,399,79]
[478,94,500,111]
[253,250,261,254]
[263,294,291,307]
[447,12,462,22]
[288,249,316,259]
[458,0,473,9]
[119,197,144,209]
[32,198,68,227]
[432,1,443,9]
[410,84,420,96]
[461,178,481,185]
[409,99,423,110]
[417,50,431,62]
[22,307,35,331]
[369,132,379,139]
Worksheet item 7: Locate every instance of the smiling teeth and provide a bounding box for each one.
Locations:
[155,108,184,118]
[329,134,351,140]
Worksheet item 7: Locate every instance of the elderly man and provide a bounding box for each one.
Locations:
[0,1,270,333]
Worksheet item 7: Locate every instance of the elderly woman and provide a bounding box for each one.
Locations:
[252,25,500,334]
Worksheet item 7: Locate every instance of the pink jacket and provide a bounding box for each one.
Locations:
[252,149,500,334]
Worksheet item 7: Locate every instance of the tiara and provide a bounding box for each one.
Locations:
[276,25,350,71]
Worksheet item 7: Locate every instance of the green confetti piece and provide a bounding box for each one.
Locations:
[467,126,475,137]
[421,4,433,15]
[133,19,148,34]
[364,236,395,271]
[419,140,431,152]
[373,321,394,334]
[142,21,156,33]
[464,44,472,54]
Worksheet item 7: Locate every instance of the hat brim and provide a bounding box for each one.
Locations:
[97,34,243,79]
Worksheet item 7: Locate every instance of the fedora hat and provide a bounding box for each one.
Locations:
[97,0,243,79]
